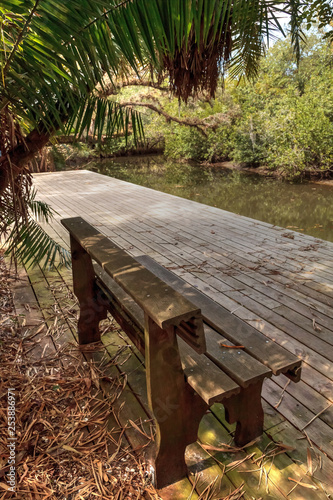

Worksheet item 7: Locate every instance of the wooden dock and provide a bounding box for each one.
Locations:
[31,169,333,498]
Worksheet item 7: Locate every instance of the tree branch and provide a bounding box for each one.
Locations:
[119,101,209,137]
[102,79,169,95]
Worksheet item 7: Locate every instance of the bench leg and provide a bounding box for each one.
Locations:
[144,315,207,489]
[224,380,264,447]
[70,235,108,344]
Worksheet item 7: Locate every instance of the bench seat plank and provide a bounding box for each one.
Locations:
[204,325,271,388]
[177,338,240,405]
[96,268,240,405]
[136,255,302,381]
[95,264,267,402]
[62,217,205,352]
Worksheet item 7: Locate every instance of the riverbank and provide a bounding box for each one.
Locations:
[43,141,333,184]
[208,161,333,186]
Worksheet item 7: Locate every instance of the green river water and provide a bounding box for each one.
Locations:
[85,155,333,243]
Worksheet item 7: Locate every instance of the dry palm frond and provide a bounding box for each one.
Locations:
[0,106,32,231]
[163,16,232,103]
[0,253,252,500]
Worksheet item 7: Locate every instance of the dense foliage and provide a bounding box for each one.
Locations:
[114,28,333,179]
[229,28,333,177]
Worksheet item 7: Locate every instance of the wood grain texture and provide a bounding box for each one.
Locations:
[137,255,301,380]
[144,314,208,488]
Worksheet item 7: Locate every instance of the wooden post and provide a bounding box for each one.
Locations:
[70,235,108,344]
[224,380,264,447]
[144,314,207,489]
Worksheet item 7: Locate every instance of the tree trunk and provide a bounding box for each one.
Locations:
[0,128,51,196]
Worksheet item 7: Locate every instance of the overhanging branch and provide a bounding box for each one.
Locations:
[120,101,209,137]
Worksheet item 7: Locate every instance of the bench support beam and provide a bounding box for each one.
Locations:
[70,235,108,344]
[224,380,264,447]
[144,314,207,489]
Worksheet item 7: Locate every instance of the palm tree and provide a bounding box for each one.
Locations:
[0,0,331,267]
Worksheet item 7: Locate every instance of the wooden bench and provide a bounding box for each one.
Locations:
[61,216,302,489]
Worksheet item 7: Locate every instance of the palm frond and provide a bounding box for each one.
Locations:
[27,189,55,223]
[228,0,268,81]
[0,165,70,270]
[5,217,71,269]
[1,0,138,133]
[287,0,307,63]
[65,96,144,145]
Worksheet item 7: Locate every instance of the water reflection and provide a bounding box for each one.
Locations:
[86,156,333,243]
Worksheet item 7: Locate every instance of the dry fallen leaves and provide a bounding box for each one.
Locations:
[0,255,159,500]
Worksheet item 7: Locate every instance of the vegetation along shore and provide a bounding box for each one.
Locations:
[42,27,333,182]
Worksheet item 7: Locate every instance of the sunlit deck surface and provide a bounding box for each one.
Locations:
[30,169,333,498]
